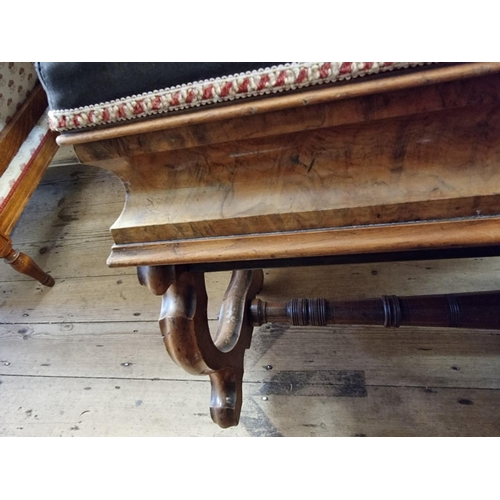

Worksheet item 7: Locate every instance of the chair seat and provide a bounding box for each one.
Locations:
[36,62,427,132]
[0,63,57,287]
[0,110,50,213]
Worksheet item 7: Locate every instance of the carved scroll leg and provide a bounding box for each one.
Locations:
[139,266,264,428]
[208,367,243,428]
[208,269,263,426]
[2,239,54,287]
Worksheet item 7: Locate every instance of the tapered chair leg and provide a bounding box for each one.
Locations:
[3,248,55,287]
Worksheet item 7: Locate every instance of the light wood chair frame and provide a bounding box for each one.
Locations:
[0,84,58,286]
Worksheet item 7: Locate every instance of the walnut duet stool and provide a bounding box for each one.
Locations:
[37,62,500,428]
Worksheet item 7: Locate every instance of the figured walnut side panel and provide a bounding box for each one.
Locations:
[100,101,500,244]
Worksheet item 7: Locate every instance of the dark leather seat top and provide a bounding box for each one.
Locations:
[36,62,425,133]
[36,63,284,111]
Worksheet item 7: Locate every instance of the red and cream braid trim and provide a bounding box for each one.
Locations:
[48,62,430,132]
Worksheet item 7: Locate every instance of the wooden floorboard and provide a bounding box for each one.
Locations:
[1,165,500,436]
[1,376,499,437]
[2,322,500,389]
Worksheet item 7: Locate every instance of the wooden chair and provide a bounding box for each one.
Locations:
[37,62,500,427]
[0,63,58,286]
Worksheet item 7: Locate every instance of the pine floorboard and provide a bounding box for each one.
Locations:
[1,164,500,436]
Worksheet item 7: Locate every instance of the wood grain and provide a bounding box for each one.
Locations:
[1,131,65,235]
[0,85,48,176]
[152,268,262,427]
[2,321,500,388]
[74,68,500,164]
[0,376,248,437]
[60,63,500,151]
[107,217,500,267]
[250,291,500,329]
[4,254,500,324]
[6,64,500,432]
[62,69,500,268]
[3,245,54,287]
[0,83,58,286]
[3,165,500,435]
[1,376,500,436]
[99,101,500,242]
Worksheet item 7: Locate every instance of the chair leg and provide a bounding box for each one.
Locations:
[3,247,55,287]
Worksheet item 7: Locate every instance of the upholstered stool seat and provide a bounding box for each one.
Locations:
[36,62,424,132]
[37,62,500,428]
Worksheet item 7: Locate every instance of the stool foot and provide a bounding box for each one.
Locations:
[140,266,263,428]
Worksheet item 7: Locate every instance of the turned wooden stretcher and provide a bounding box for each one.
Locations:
[39,62,500,428]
